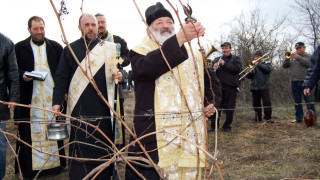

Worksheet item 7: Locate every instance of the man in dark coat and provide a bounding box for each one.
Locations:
[0,32,20,180]
[246,50,273,123]
[126,2,214,179]
[303,44,320,123]
[212,42,242,132]
[14,16,65,179]
[52,13,123,180]
[304,44,320,104]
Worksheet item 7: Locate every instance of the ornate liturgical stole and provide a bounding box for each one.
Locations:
[66,41,117,117]
[30,40,60,170]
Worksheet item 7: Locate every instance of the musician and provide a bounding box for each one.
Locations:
[212,42,242,132]
[283,42,316,123]
[246,50,273,123]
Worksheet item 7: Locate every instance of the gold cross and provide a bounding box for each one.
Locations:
[106,53,124,84]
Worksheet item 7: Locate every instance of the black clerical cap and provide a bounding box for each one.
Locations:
[145,2,174,26]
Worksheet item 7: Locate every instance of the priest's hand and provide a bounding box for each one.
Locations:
[52,105,61,117]
[176,22,205,47]
[204,104,215,118]
[113,72,123,82]
[7,102,15,110]
[23,74,33,82]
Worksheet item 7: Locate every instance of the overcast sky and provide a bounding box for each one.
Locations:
[1,0,295,48]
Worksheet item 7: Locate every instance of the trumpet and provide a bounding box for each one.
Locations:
[239,53,270,81]
[285,51,296,59]
[205,45,218,67]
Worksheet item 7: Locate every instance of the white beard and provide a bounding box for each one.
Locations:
[150,26,175,45]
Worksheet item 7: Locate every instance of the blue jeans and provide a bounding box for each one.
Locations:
[0,122,6,180]
[291,81,317,121]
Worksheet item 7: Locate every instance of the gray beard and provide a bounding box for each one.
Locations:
[150,26,175,44]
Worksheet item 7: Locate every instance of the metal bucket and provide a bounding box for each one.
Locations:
[47,123,69,141]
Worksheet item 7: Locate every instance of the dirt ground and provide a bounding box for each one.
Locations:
[3,91,320,180]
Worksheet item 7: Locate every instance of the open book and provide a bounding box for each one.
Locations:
[24,71,48,81]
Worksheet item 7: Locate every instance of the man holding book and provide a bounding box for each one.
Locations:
[14,16,66,179]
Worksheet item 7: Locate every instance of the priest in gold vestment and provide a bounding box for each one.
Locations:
[126,2,215,180]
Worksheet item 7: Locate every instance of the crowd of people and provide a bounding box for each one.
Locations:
[0,1,319,180]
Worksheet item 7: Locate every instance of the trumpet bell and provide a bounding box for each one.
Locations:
[247,60,254,67]
[205,45,218,59]
[285,52,292,59]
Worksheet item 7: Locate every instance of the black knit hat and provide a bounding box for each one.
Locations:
[145,2,174,26]
[254,50,263,57]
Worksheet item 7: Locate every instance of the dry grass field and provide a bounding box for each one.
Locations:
[3,91,320,180]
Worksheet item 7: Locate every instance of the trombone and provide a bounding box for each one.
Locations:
[239,53,270,81]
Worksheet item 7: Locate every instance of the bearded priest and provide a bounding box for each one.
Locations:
[126,2,215,180]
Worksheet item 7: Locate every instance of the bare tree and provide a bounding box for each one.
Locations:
[292,0,320,49]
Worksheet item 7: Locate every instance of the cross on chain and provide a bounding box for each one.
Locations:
[106,53,123,84]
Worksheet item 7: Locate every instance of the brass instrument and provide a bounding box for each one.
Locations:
[285,51,296,59]
[206,59,214,68]
[239,53,270,81]
[205,45,218,58]
[205,45,218,67]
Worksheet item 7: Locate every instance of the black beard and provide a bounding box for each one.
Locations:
[31,35,44,43]
[98,30,107,39]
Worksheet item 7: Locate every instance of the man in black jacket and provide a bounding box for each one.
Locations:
[0,32,20,180]
[246,50,273,123]
[304,44,320,122]
[213,42,242,132]
[14,16,65,179]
